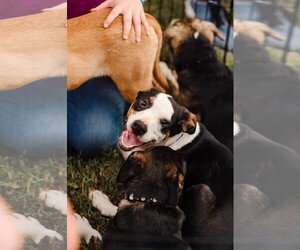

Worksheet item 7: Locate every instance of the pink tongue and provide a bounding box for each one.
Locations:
[119,130,144,149]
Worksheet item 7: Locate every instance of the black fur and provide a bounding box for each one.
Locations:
[178,124,233,250]
[127,90,233,249]
[234,34,300,153]
[102,147,191,250]
[235,122,300,205]
[234,123,300,250]
[173,33,233,151]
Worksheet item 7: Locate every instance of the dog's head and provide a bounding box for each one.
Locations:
[118,88,198,152]
[117,146,186,207]
[164,18,224,53]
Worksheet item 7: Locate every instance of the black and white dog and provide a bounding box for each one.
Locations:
[118,88,233,249]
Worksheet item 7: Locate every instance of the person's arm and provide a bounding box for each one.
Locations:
[91,0,150,42]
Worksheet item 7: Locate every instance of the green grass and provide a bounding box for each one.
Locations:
[0,156,66,250]
[266,46,300,71]
[68,150,123,249]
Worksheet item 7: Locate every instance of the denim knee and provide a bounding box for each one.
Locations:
[68,108,123,156]
[67,77,126,157]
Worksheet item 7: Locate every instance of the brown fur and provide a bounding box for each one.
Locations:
[0,9,66,91]
[234,19,285,44]
[164,18,224,54]
[68,8,169,103]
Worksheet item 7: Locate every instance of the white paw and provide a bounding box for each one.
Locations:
[13,213,63,244]
[74,213,102,243]
[39,190,67,215]
[89,190,118,217]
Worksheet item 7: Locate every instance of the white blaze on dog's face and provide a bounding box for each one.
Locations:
[118,88,198,154]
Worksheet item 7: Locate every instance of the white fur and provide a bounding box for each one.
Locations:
[89,190,118,217]
[74,213,102,243]
[163,122,200,150]
[159,61,179,90]
[126,93,175,144]
[39,190,67,215]
[185,0,196,18]
[234,122,240,136]
[194,31,200,39]
[14,213,63,244]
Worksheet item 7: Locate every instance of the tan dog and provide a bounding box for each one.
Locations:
[0,9,66,91]
[164,18,225,54]
[68,8,169,103]
[234,19,285,44]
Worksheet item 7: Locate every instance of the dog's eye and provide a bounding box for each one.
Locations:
[160,119,170,127]
[139,99,148,108]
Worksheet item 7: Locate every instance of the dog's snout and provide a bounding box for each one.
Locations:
[132,120,147,136]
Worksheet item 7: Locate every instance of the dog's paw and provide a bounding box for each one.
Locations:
[39,190,67,215]
[13,213,63,244]
[74,213,102,244]
[89,190,118,217]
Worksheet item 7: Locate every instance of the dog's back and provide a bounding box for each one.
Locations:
[174,34,233,150]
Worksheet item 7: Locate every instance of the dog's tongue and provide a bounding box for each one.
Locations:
[119,130,143,151]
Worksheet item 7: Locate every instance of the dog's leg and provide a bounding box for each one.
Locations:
[74,213,102,244]
[89,190,118,217]
[39,190,67,215]
[14,213,63,245]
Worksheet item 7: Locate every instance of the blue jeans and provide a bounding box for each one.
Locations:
[0,78,67,157]
[67,77,126,157]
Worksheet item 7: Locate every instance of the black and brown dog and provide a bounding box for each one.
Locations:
[102,146,191,250]
[118,88,233,249]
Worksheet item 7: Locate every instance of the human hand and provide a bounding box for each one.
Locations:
[91,0,150,42]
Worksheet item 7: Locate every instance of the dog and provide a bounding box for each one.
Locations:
[234,122,300,204]
[1,8,169,104]
[234,18,285,44]
[0,9,66,91]
[118,88,233,249]
[68,8,170,103]
[102,146,191,250]
[234,34,300,152]
[164,18,224,54]
[171,32,233,150]
[234,123,300,250]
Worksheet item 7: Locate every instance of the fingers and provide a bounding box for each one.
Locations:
[133,13,141,42]
[123,12,132,40]
[103,6,122,28]
[141,13,150,36]
[91,0,111,11]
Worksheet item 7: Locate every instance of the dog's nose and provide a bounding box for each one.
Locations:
[132,120,147,136]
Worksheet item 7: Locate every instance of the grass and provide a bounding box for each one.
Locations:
[0,156,66,250]
[266,46,300,71]
[68,150,123,249]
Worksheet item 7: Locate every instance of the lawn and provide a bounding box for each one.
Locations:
[0,156,67,250]
[68,150,123,249]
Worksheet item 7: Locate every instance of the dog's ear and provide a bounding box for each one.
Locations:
[117,152,144,184]
[178,110,198,134]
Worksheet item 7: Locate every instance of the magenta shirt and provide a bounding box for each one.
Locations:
[0,0,64,19]
[68,0,105,19]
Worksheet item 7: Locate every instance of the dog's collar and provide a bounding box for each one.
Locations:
[125,193,161,205]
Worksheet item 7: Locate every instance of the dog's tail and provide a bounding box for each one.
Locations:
[262,25,285,41]
[148,16,173,94]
